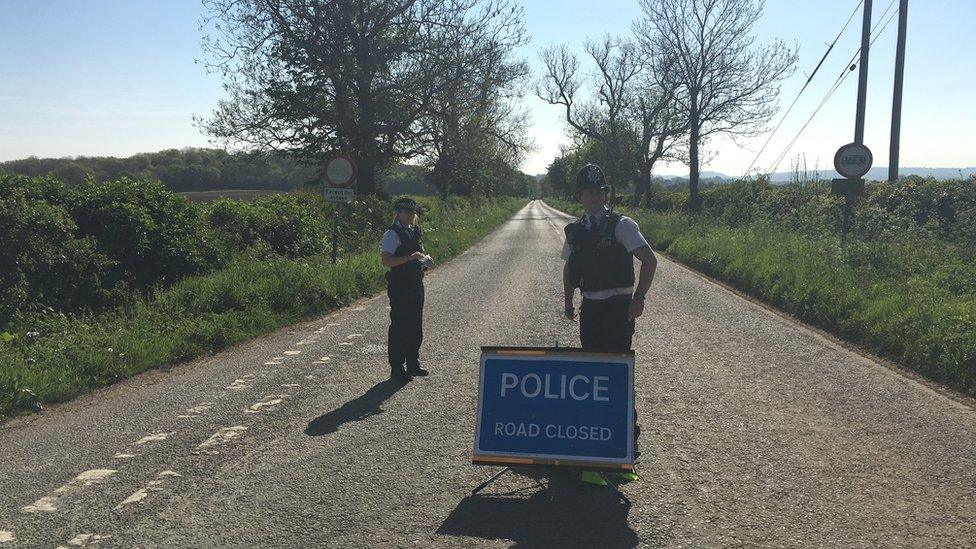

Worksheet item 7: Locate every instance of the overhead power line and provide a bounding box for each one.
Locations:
[764,0,900,176]
[742,0,864,177]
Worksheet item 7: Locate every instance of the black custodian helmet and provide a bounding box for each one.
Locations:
[574,164,611,198]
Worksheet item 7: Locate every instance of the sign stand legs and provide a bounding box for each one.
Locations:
[471,467,512,495]
[471,467,627,500]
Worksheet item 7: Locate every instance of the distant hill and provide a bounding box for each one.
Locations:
[656,167,976,183]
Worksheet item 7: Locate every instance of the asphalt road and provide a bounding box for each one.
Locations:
[1,200,974,548]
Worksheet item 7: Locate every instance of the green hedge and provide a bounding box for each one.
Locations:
[0,194,524,419]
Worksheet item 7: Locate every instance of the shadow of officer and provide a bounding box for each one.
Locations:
[380,197,433,382]
[437,482,640,547]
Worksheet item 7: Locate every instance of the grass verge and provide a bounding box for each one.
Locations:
[0,198,526,419]
[546,198,976,397]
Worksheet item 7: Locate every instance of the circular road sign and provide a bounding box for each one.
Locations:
[833,143,873,179]
[325,156,356,187]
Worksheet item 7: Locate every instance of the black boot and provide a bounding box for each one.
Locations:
[406,361,428,377]
[390,365,412,382]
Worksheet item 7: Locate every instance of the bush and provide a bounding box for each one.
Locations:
[69,178,222,290]
[0,175,110,325]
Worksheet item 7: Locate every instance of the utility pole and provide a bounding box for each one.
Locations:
[854,0,873,145]
[888,0,909,182]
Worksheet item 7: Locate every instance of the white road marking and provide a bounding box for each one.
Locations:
[338,342,353,346]
[0,531,14,543]
[351,306,366,311]
[178,403,213,418]
[284,350,301,355]
[263,361,283,366]
[113,453,135,460]
[194,426,247,455]
[226,375,255,390]
[135,432,174,445]
[58,532,112,547]
[346,333,364,339]
[22,469,116,513]
[115,471,182,511]
[327,322,340,326]
[246,395,290,413]
[363,344,387,355]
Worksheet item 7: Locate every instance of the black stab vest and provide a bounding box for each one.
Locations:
[564,212,634,292]
[388,223,424,281]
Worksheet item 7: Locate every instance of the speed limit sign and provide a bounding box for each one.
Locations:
[324,155,356,202]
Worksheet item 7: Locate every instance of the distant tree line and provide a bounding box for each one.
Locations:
[0,148,541,198]
[0,148,317,192]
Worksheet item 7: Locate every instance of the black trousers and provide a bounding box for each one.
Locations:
[580,295,635,352]
[579,294,640,459]
[387,274,424,369]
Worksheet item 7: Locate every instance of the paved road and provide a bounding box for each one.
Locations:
[1,200,974,548]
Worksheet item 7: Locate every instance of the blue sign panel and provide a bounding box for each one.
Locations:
[474,348,634,467]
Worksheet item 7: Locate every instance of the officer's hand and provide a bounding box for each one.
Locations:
[627,297,645,321]
[410,251,425,261]
[564,306,577,322]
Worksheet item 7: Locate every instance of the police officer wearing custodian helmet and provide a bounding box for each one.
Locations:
[562,164,657,351]
[381,197,433,382]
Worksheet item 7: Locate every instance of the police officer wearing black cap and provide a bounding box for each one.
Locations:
[381,197,433,382]
[562,164,657,351]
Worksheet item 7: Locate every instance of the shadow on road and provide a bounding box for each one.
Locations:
[437,479,639,547]
[305,379,407,437]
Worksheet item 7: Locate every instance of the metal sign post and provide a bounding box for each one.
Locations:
[323,155,357,263]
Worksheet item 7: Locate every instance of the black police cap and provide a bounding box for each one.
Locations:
[575,164,611,193]
[393,197,422,213]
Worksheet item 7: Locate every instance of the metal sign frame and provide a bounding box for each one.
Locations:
[472,346,635,472]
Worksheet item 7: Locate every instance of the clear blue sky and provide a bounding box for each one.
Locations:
[1,0,973,177]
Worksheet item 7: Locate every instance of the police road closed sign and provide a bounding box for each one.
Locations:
[473,347,635,470]
[833,143,873,179]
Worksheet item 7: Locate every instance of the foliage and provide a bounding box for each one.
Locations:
[0,148,317,192]
[0,196,525,419]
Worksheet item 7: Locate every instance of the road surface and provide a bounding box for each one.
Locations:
[1,200,973,547]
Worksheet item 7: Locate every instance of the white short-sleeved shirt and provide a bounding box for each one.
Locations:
[560,207,650,300]
[380,221,413,254]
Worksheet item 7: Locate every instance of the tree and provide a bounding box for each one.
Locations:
[199,0,498,195]
[419,1,532,196]
[537,36,685,201]
[636,0,797,210]
[537,38,640,193]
